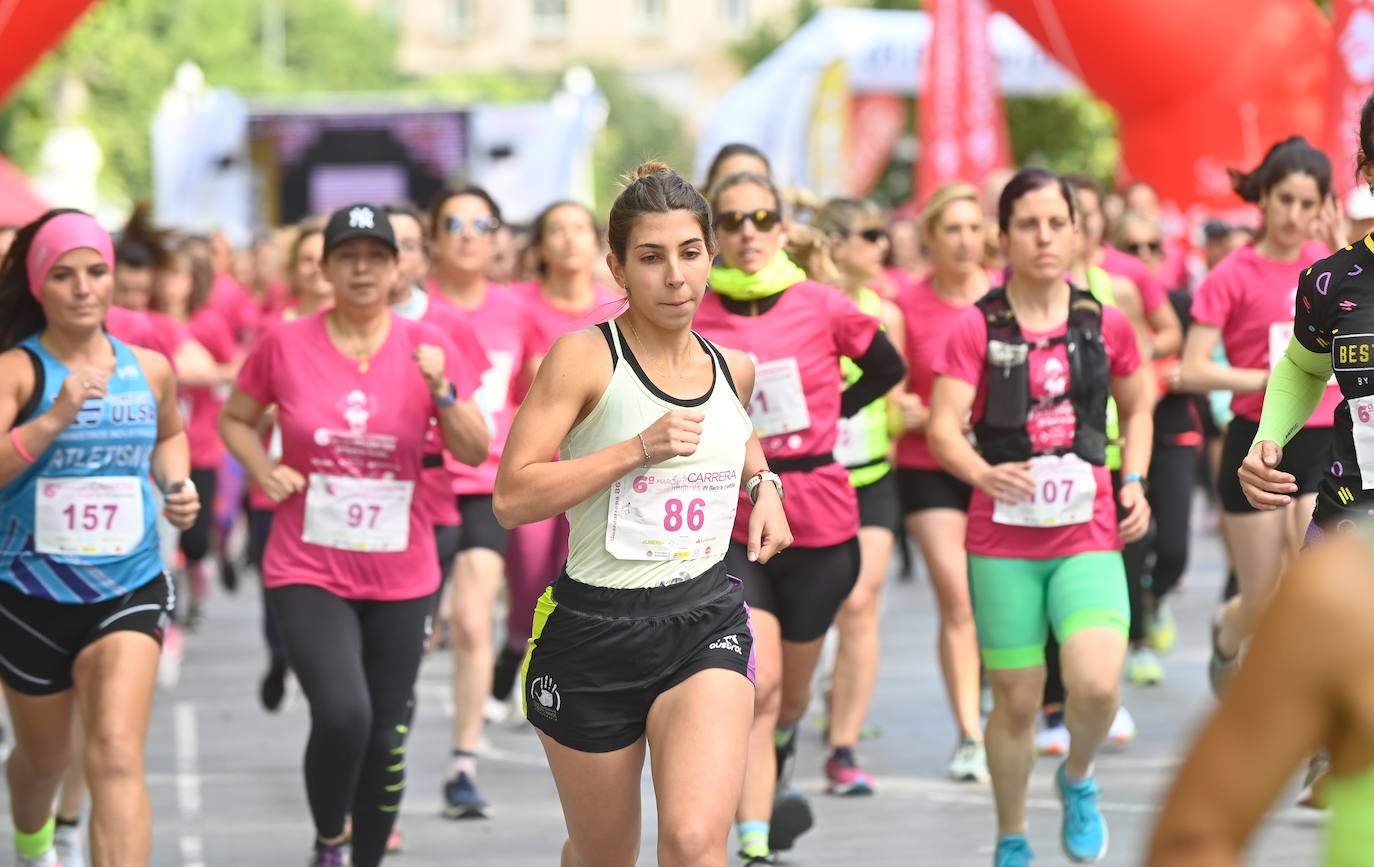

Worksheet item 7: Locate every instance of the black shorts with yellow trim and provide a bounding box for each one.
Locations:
[521,560,753,753]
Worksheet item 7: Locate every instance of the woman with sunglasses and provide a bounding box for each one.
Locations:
[809,196,907,796]
[1179,137,1342,697]
[425,187,545,819]
[0,209,200,867]
[892,183,992,782]
[693,172,905,865]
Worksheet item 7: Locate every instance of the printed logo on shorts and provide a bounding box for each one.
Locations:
[529,674,561,720]
[709,634,743,655]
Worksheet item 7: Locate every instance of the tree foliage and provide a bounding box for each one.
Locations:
[0,0,402,204]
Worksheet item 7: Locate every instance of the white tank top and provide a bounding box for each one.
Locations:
[561,320,753,589]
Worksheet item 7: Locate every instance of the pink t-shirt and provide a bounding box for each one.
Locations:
[234,311,478,601]
[694,281,880,548]
[1190,241,1339,424]
[513,281,622,355]
[185,307,239,469]
[1100,246,1167,315]
[403,293,491,526]
[105,306,176,363]
[208,273,260,345]
[938,301,1141,558]
[895,278,986,470]
[430,283,545,496]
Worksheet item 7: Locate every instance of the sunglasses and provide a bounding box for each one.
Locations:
[1123,239,1164,256]
[714,209,782,233]
[845,227,887,244]
[445,215,501,236]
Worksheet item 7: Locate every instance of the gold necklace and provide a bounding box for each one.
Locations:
[628,318,689,380]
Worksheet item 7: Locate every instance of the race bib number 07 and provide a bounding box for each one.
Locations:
[992,455,1097,528]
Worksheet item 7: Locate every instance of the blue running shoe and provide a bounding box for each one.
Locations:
[443,771,491,819]
[994,834,1034,867]
[1055,762,1108,862]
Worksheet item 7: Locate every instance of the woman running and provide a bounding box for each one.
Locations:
[151,241,242,628]
[812,196,907,794]
[1148,529,1374,866]
[693,170,905,863]
[246,222,331,712]
[1178,136,1341,695]
[893,183,991,781]
[927,169,1152,867]
[219,203,488,867]
[426,185,544,817]
[702,143,771,193]
[501,201,620,711]
[0,209,200,867]
[497,159,789,867]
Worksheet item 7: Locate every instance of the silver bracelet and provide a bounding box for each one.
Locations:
[637,432,652,466]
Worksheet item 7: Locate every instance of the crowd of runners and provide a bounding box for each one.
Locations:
[5,89,1374,867]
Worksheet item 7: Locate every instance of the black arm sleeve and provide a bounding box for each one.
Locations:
[839,330,907,418]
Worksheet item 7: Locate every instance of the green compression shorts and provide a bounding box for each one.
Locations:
[969,551,1130,670]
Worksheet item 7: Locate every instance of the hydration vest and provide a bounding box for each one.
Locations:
[974,286,1111,466]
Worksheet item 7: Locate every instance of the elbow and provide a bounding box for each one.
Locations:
[491,488,522,530]
[456,439,488,468]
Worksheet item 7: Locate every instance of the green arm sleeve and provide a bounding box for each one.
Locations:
[1252,336,1333,448]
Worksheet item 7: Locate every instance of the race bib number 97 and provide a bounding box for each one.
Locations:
[302,474,414,552]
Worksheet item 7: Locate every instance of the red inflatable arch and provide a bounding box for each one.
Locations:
[0,1,101,104]
[991,0,1332,210]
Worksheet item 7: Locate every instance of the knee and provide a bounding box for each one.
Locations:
[84,731,143,785]
[752,675,782,721]
[452,608,490,653]
[990,680,1043,731]
[313,700,372,750]
[778,687,811,726]
[658,823,723,867]
[1066,676,1119,717]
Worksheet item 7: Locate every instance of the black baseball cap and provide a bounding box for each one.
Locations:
[322,203,398,258]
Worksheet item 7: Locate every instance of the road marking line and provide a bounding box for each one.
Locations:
[174,701,205,867]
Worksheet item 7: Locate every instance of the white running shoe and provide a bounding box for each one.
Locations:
[482,695,509,725]
[157,622,184,690]
[947,737,989,783]
[1036,721,1070,757]
[54,824,84,867]
[1108,705,1137,745]
[15,847,60,867]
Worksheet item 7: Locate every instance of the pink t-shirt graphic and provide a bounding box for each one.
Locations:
[235,311,478,601]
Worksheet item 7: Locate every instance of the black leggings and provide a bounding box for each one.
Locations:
[179,467,219,563]
[1147,444,1199,601]
[267,584,436,867]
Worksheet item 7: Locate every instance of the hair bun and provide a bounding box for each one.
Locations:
[625,160,674,184]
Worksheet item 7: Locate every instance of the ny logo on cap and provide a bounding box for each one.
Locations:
[349,207,375,229]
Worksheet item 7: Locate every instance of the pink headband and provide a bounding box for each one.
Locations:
[26,213,116,302]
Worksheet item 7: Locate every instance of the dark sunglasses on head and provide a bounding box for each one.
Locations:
[1124,239,1164,256]
[714,209,782,233]
[445,215,501,236]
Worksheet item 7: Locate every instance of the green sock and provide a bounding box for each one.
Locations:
[738,820,770,857]
[772,727,794,748]
[16,816,55,858]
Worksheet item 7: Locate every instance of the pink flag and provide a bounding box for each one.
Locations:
[1327,0,1374,201]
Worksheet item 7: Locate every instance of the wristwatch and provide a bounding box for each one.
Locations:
[746,470,784,504]
[1122,472,1149,495]
[432,382,458,408]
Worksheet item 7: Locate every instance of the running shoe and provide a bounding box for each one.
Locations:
[1036,707,1069,757]
[1208,614,1239,698]
[1055,761,1108,863]
[994,833,1034,867]
[824,746,874,795]
[1147,598,1176,654]
[1297,753,1330,810]
[767,787,814,852]
[260,660,288,713]
[1126,647,1164,686]
[157,621,184,690]
[14,848,60,867]
[1107,706,1137,745]
[739,850,775,866]
[948,736,989,783]
[54,823,84,867]
[386,824,403,854]
[482,694,509,725]
[309,842,346,867]
[218,552,239,594]
[442,771,491,819]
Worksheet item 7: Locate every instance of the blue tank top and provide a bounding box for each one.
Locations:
[0,335,163,602]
